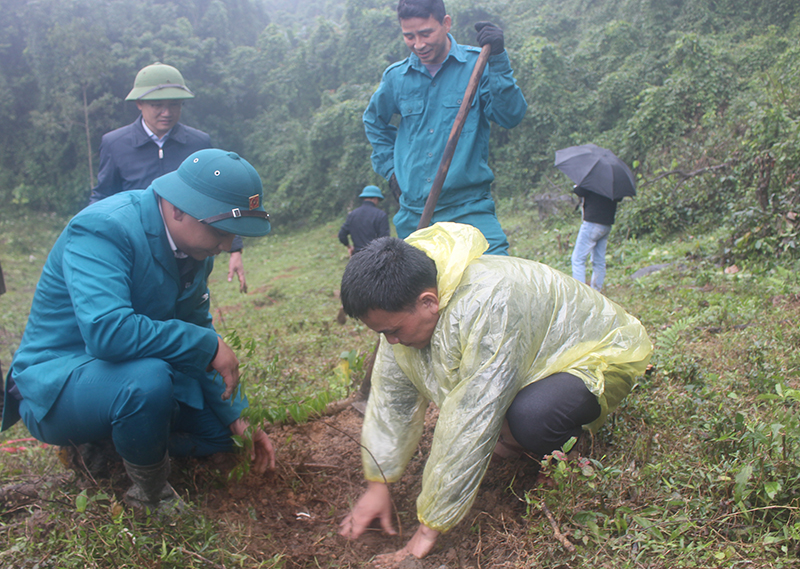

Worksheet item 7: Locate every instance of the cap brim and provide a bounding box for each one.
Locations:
[152,172,271,237]
[126,87,195,101]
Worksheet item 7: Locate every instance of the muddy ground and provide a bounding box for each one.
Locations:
[2,402,574,568]
[183,405,546,568]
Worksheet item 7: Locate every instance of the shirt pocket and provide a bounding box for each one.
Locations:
[399,97,425,118]
[398,96,426,144]
[441,93,479,134]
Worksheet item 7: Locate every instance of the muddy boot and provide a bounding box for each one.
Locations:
[58,439,122,479]
[123,453,184,515]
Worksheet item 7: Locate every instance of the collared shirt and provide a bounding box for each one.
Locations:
[89,118,212,204]
[363,34,527,214]
[140,117,173,149]
[157,197,187,259]
[424,62,443,77]
[157,198,201,289]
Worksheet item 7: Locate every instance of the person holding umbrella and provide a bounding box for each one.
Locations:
[571,187,619,291]
[554,144,636,292]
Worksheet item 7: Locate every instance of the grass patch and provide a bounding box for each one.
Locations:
[2,202,800,567]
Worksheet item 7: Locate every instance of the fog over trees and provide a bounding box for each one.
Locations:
[1,0,798,258]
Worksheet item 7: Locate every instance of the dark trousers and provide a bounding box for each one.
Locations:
[505,372,601,456]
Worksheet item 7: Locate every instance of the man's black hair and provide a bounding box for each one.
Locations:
[397,0,446,23]
[341,237,437,319]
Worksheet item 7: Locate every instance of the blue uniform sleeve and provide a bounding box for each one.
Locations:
[482,51,528,129]
[61,216,219,376]
[198,369,249,427]
[363,73,399,182]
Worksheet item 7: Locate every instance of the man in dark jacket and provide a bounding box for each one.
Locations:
[338,185,391,256]
[89,63,249,292]
[337,186,391,402]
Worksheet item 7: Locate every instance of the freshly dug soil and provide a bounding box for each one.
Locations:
[177,404,544,568]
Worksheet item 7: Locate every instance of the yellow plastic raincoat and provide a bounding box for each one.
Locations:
[360,222,652,533]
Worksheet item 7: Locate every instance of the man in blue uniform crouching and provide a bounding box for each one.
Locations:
[2,149,275,513]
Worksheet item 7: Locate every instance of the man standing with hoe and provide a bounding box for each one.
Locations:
[363,0,527,255]
[90,63,250,292]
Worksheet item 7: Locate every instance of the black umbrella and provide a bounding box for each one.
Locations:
[554,143,636,200]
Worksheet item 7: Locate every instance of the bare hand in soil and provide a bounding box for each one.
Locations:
[230,418,276,473]
[394,523,440,559]
[339,481,396,539]
[371,551,419,568]
[210,337,240,400]
[370,526,440,569]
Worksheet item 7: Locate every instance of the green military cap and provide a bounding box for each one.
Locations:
[125,63,195,101]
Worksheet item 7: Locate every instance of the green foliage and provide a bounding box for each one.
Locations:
[654,314,703,383]
[0,0,797,244]
[239,345,366,429]
[0,462,285,568]
[4,194,800,565]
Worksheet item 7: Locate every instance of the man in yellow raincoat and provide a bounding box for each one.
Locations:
[337,222,652,562]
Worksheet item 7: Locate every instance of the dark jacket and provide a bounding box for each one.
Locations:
[574,187,620,226]
[89,118,243,251]
[89,118,212,204]
[338,201,390,253]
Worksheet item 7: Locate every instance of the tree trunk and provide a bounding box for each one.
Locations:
[83,86,94,189]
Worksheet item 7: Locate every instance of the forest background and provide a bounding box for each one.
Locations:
[0,0,798,256]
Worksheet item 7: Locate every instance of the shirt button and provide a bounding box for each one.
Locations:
[457,99,462,104]
[427,178,432,182]
[432,82,436,86]
[427,153,432,157]
[429,129,434,134]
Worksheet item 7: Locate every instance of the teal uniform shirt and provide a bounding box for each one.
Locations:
[363,35,527,250]
[2,189,246,431]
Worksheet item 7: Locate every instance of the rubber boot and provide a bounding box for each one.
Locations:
[123,453,184,515]
[58,438,122,479]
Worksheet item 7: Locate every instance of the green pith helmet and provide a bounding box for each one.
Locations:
[125,63,195,101]
[359,185,384,200]
[153,149,271,237]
